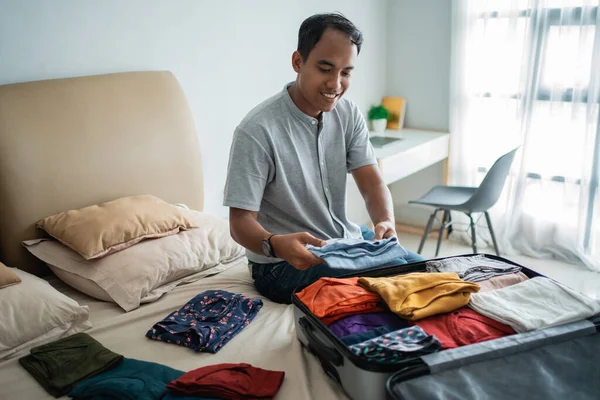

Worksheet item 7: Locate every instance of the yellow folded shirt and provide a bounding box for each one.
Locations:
[358,272,480,320]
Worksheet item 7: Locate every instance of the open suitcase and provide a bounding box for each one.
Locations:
[292,254,600,400]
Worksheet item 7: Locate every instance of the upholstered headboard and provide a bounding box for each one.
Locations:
[0,71,204,276]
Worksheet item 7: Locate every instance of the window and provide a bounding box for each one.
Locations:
[473,1,599,255]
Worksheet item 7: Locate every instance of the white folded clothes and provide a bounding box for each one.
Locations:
[468,276,600,333]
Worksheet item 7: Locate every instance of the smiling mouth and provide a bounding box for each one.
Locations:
[321,92,341,99]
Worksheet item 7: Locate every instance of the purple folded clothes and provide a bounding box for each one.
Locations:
[328,312,409,338]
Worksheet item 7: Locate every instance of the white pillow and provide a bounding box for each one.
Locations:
[23,210,245,312]
[0,269,91,361]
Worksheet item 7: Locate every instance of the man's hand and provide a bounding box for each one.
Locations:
[270,232,326,271]
[228,208,326,271]
[373,220,397,240]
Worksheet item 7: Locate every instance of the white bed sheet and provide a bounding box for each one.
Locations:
[0,257,350,400]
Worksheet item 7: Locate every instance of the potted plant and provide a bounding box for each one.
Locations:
[368,104,389,133]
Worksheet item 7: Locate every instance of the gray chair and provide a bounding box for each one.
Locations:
[409,147,519,256]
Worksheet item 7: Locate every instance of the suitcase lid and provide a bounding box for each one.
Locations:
[385,322,600,399]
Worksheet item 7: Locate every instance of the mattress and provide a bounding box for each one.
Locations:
[0,257,350,400]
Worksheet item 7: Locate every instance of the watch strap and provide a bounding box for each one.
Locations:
[266,233,276,258]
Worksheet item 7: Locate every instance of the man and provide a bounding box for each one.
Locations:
[224,13,424,304]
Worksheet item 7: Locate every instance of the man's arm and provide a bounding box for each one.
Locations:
[229,208,272,255]
[351,164,397,240]
[229,208,326,270]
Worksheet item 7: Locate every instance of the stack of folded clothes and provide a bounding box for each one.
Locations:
[166,363,285,400]
[296,277,385,325]
[339,326,399,346]
[69,358,184,400]
[410,263,529,348]
[348,326,441,364]
[19,333,286,400]
[298,255,600,366]
[19,333,123,398]
[306,236,408,270]
[476,271,529,292]
[358,272,480,320]
[426,254,522,282]
[468,276,600,333]
[146,289,263,353]
[413,307,515,349]
[328,312,408,338]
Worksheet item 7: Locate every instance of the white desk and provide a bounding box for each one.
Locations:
[345,128,450,225]
[370,129,450,185]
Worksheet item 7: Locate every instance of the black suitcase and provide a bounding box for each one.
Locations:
[292,254,600,400]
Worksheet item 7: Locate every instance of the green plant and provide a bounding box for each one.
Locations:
[368,104,390,120]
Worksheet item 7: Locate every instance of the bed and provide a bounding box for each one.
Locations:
[0,71,349,400]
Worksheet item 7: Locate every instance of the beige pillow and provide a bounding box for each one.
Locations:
[24,210,245,312]
[0,269,91,361]
[36,194,198,260]
[0,262,21,289]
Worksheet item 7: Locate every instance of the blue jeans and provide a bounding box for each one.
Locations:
[250,226,425,304]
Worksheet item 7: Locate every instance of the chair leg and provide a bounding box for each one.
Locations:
[484,211,500,256]
[447,211,453,236]
[435,210,449,257]
[418,209,439,254]
[468,213,478,254]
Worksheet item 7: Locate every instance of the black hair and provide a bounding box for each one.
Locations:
[297,13,363,61]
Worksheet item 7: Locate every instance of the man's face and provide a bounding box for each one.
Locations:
[292,28,358,116]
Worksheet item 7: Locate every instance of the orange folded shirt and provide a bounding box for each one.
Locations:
[358,272,480,321]
[296,277,384,325]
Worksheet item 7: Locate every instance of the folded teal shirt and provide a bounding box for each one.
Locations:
[69,358,184,400]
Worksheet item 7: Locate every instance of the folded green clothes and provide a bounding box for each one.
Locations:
[18,332,123,398]
[69,358,184,400]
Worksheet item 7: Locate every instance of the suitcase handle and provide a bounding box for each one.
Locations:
[298,317,343,367]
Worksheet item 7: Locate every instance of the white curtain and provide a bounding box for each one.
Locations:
[450,0,600,271]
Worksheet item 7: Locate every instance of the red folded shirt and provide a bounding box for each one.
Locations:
[414,307,515,349]
[166,363,284,400]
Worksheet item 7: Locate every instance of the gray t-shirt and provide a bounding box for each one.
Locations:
[223,83,377,263]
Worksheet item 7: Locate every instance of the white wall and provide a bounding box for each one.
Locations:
[386,0,451,131]
[0,0,388,221]
[385,0,452,228]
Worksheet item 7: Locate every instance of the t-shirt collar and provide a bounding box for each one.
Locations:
[282,82,322,126]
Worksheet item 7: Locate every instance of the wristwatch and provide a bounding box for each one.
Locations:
[262,234,277,258]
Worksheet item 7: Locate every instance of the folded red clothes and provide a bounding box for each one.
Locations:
[166,362,284,400]
[414,307,515,349]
